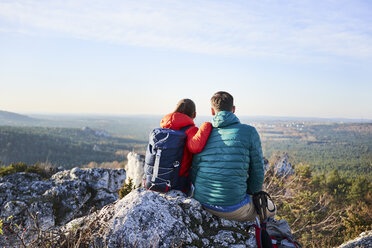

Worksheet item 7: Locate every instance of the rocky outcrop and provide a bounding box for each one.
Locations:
[270,153,294,177]
[0,168,125,232]
[2,152,369,248]
[124,152,145,187]
[64,188,257,248]
[338,230,372,248]
[82,126,110,138]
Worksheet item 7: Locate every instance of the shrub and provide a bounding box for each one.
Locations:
[118,178,135,199]
[0,162,28,177]
[0,162,55,179]
[0,166,16,177]
[264,160,372,247]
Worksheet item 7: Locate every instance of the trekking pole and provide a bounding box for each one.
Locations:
[255,216,261,228]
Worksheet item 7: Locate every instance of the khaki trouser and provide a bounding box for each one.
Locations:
[204,196,276,222]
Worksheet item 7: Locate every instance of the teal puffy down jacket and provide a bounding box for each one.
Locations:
[191,111,264,206]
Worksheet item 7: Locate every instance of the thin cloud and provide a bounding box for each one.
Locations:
[0,0,371,60]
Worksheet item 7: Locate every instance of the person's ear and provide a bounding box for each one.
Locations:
[192,112,196,119]
[232,106,236,113]
[211,108,216,116]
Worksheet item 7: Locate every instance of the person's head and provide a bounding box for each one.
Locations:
[210,91,235,115]
[174,98,196,119]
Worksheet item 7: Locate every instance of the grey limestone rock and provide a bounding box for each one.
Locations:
[52,167,125,193]
[124,152,145,187]
[338,230,372,248]
[0,167,126,247]
[268,153,294,177]
[64,188,257,248]
[2,200,27,216]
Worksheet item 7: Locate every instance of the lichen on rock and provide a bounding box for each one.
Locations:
[0,168,126,246]
[63,188,257,248]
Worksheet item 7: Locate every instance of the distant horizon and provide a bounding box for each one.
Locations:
[2,109,370,122]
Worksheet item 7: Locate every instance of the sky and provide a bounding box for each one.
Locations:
[0,0,371,119]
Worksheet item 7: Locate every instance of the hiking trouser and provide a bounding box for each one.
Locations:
[204,195,276,222]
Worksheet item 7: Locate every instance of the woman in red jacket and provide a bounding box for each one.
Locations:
[160,99,212,192]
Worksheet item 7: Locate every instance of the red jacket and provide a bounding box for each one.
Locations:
[160,112,212,177]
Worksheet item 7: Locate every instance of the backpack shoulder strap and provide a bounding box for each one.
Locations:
[179,125,193,132]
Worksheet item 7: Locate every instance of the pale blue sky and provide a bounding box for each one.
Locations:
[0,0,371,119]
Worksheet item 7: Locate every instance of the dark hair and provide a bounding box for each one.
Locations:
[211,91,234,112]
[174,99,196,118]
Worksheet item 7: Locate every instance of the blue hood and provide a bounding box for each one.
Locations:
[212,111,240,128]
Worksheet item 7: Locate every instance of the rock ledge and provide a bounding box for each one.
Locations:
[64,188,257,248]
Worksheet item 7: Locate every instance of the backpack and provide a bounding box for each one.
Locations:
[266,218,302,248]
[253,218,302,248]
[251,191,302,248]
[143,126,191,192]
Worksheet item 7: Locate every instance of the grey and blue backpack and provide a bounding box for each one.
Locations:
[251,191,301,248]
[144,126,191,192]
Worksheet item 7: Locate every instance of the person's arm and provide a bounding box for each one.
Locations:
[247,127,265,194]
[186,122,212,153]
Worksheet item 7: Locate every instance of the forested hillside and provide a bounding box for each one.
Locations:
[0,110,38,125]
[258,122,372,177]
[265,161,372,247]
[1,112,371,178]
[0,126,146,168]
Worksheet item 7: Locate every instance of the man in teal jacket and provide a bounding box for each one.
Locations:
[191,91,275,221]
